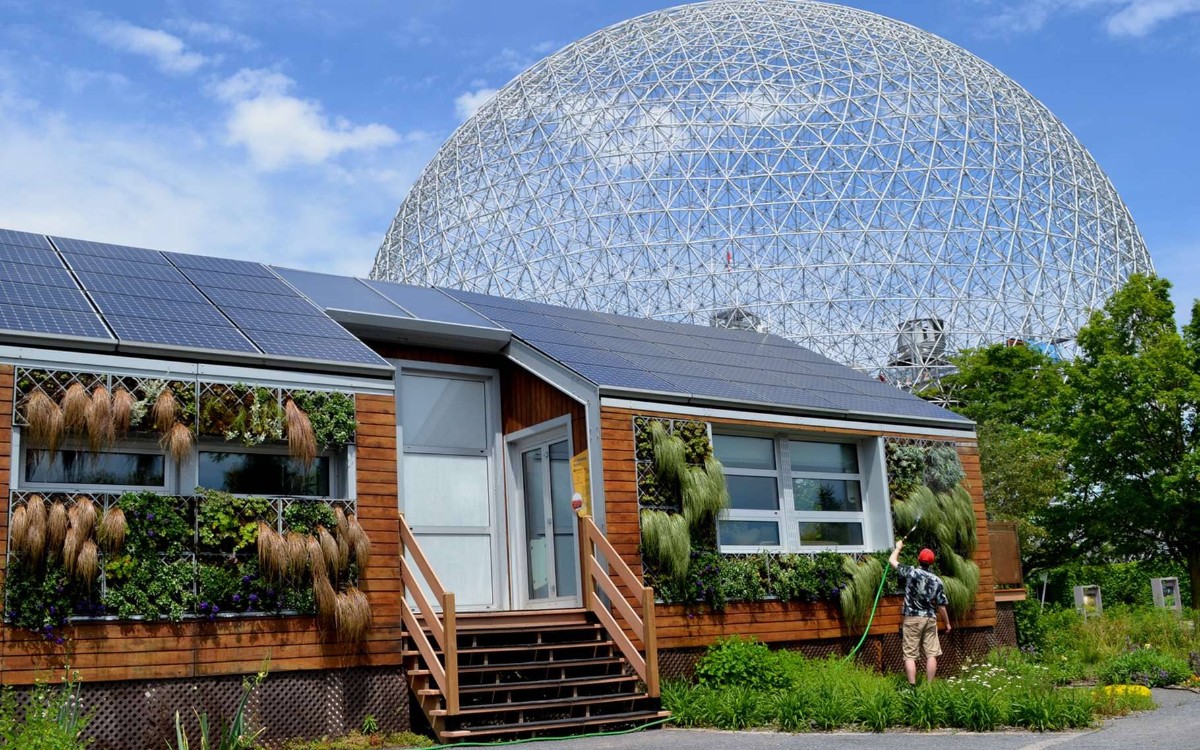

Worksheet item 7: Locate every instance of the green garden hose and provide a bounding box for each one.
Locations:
[424,716,673,749]
[843,562,891,662]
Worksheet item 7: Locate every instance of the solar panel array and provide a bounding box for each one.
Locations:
[56,238,258,353]
[0,231,112,341]
[442,289,966,423]
[0,229,388,369]
[165,254,386,366]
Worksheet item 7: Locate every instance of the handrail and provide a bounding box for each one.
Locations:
[577,513,660,698]
[398,513,459,715]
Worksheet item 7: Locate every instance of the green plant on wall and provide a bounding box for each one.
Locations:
[636,418,730,589]
[282,500,337,535]
[197,489,271,554]
[2,559,81,642]
[119,491,194,558]
[291,391,357,449]
[222,385,284,446]
[883,440,981,618]
[103,557,197,621]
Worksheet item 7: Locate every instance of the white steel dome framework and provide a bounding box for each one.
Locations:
[374,0,1153,384]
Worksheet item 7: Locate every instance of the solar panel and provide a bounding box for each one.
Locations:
[365,281,500,327]
[0,281,96,312]
[526,340,640,369]
[89,293,231,326]
[201,286,323,315]
[652,374,768,402]
[504,322,594,348]
[221,306,352,337]
[0,262,78,288]
[63,254,191,282]
[0,229,51,249]
[273,269,410,317]
[77,273,209,303]
[0,243,62,267]
[561,362,679,392]
[177,268,298,296]
[105,315,257,352]
[0,304,111,340]
[240,329,386,365]
[164,252,274,277]
[52,237,169,264]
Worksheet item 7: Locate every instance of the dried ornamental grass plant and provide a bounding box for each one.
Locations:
[76,540,99,585]
[285,398,318,466]
[346,513,371,570]
[62,383,90,434]
[23,390,64,456]
[335,587,372,642]
[97,506,127,553]
[257,522,286,581]
[334,507,350,572]
[86,385,114,452]
[111,387,135,438]
[47,501,69,559]
[313,574,337,626]
[9,503,28,555]
[71,497,97,540]
[161,423,194,463]
[284,532,309,582]
[152,388,179,434]
[317,525,340,581]
[24,495,47,567]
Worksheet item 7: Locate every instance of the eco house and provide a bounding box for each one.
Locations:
[0,228,1021,746]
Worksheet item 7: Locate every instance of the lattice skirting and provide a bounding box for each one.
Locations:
[7,667,409,749]
[659,625,1004,681]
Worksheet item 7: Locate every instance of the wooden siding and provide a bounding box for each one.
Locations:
[599,405,997,650]
[0,369,406,686]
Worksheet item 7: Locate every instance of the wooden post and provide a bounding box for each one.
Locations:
[642,586,659,698]
[441,590,458,715]
[578,514,595,611]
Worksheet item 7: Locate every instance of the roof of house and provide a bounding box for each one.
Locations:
[0,228,969,427]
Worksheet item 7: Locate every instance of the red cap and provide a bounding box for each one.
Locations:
[918,548,936,564]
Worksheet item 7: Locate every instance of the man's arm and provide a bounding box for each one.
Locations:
[939,605,952,632]
[888,539,903,569]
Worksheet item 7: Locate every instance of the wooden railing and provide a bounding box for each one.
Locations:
[397,513,459,715]
[577,513,660,698]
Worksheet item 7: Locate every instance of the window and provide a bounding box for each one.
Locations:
[715,434,872,552]
[198,451,332,496]
[23,448,166,489]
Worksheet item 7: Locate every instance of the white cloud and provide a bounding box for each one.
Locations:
[0,87,433,276]
[168,19,258,50]
[82,15,210,74]
[455,86,498,120]
[213,68,402,170]
[985,0,1200,37]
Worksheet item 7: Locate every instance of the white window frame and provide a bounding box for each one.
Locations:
[14,429,176,494]
[192,441,350,499]
[717,431,878,554]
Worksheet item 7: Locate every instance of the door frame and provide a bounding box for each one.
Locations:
[504,414,580,610]
[393,360,508,612]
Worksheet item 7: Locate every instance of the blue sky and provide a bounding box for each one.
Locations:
[1,0,1198,319]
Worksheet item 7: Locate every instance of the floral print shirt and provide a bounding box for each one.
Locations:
[897,565,948,618]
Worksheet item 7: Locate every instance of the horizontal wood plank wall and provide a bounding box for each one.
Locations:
[0,372,404,685]
[599,405,996,650]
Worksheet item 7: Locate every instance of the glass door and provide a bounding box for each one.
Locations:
[512,430,579,608]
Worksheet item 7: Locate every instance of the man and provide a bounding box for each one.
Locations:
[888,539,951,686]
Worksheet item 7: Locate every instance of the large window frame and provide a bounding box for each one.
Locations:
[16,434,176,494]
[717,432,879,554]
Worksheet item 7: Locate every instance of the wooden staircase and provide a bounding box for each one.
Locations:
[398,514,668,743]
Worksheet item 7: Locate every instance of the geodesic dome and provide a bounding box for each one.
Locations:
[374,0,1152,382]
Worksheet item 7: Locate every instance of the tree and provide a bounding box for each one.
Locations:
[929,343,1070,564]
[1067,274,1200,601]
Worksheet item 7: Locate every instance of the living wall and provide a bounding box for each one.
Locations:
[4,368,371,643]
[634,417,982,624]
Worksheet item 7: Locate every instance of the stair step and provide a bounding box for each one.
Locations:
[439,709,670,741]
[431,692,651,718]
[404,638,613,657]
[459,655,622,673]
[458,674,639,695]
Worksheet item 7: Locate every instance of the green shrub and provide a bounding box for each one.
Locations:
[771,690,812,732]
[713,686,770,729]
[854,683,898,732]
[900,683,948,730]
[1098,648,1191,687]
[0,676,92,750]
[694,636,787,691]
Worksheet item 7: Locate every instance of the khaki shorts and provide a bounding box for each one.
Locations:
[901,616,942,660]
